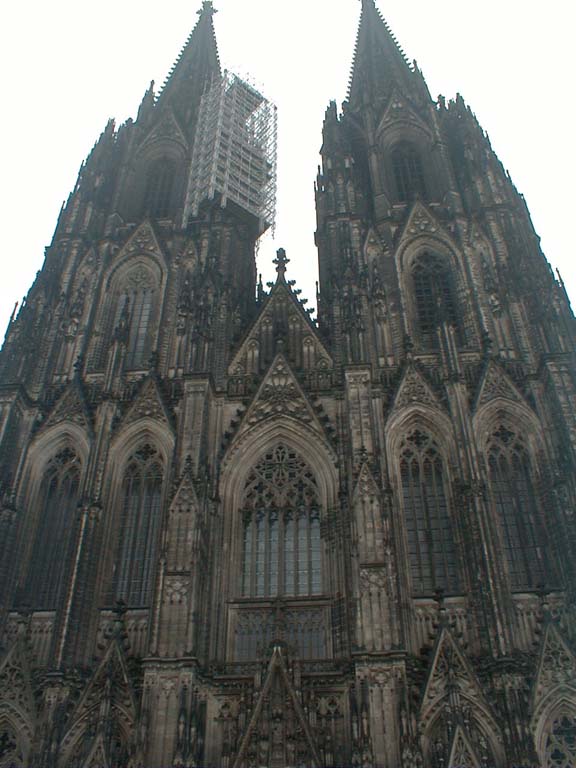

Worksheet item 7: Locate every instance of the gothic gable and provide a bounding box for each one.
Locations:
[60,639,136,759]
[388,362,444,417]
[233,646,321,768]
[419,627,492,727]
[119,376,173,431]
[118,220,165,263]
[41,380,92,433]
[170,462,199,513]
[397,201,456,249]
[447,726,483,768]
[353,460,380,503]
[138,107,189,153]
[238,354,326,436]
[0,639,36,726]
[228,280,333,378]
[474,359,525,412]
[376,89,431,138]
[531,622,576,716]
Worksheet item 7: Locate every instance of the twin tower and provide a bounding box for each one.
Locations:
[0,2,575,767]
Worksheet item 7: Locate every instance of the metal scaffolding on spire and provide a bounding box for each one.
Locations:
[184,70,277,236]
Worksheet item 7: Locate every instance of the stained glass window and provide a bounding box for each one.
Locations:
[488,424,546,591]
[412,252,460,348]
[392,142,427,201]
[115,444,163,607]
[400,430,460,595]
[236,444,326,660]
[545,712,576,768]
[113,265,156,370]
[143,158,176,218]
[24,448,80,608]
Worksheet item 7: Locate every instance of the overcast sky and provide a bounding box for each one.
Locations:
[1,0,574,342]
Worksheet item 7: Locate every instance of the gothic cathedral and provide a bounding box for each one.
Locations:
[1,2,575,767]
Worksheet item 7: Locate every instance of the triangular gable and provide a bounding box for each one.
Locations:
[389,362,444,415]
[353,460,380,502]
[363,227,389,263]
[120,377,172,430]
[138,108,189,153]
[81,736,110,768]
[0,639,36,723]
[420,627,490,722]
[239,354,325,434]
[531,622,576,714]
[228,281,333,376]
[447,726,483,768]
[170,464,200,513]
[397,201,455,246]
[121,220,165,260]
[64,640,137,741]
[474,359,524,412]
[233,646,321,768]
[42,381,92,433]
[377,89,431,138]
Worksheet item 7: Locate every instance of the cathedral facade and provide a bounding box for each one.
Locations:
[1,1,575,766]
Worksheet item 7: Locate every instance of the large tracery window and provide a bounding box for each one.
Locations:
[400,430,460,595]
[545,711,576,768]
[114,444,163,607]
[241,444,322,598]
[236,444,326,660]
[392,142,427,201]
[113,265,157,370]
[412,252,461,349]
[24,448,80,609]
[487,424,546,591]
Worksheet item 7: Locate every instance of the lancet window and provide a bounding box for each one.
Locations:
[400,430,460,595]
[24,448,80,609]
[113,265,157,370]
[114,444,163,607]
[236,444,326,660]
[412,252,460,348]
[241,444,322,598]
[392,142,427,201]
[143,157,176,218]
[544,711,576,768]
[487,424,546,591]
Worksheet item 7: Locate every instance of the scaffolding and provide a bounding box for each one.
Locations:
[185,71,277,236]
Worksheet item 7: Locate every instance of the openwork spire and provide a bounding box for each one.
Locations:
[348,0,414,107]
[157,0,221,110]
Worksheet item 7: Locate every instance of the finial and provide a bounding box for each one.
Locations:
[273,248,289,279]
[198,0,217,16]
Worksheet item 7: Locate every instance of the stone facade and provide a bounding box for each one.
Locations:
[0,2,575,767]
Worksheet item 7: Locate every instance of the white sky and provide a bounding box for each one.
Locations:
[1,0,574,343]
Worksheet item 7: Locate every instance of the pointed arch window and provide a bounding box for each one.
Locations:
[114,444,164,607]
[235,444,327,661]
[412,251,460,348]
[24,448,80,609]
[241,444,322,599]
[143,157,176,219]
[400,430,460,595]
[487,424,546,591]
[544,710,576,768]
[113,265,157,370]
[392,142,427,201]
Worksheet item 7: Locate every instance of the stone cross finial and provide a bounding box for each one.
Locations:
[273,248,289,278]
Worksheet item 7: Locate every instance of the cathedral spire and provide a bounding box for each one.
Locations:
[348,0,414,107]
[156,1,221,116]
